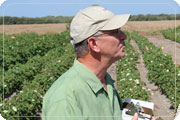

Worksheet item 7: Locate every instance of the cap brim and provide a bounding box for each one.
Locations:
[100,14,130,30]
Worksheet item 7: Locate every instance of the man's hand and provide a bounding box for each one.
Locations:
[131,113,158,120]
[151,117,158,120]
[131,113,138,120]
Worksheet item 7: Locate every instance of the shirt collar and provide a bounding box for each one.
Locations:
[73,59,104,94]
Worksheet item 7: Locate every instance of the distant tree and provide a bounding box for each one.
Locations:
[1,14,180,25]
[91,3,99,6]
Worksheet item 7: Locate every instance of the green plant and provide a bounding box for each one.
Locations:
[117,32,149,102]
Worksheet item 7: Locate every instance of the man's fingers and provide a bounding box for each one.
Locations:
[151,117,158,120]
[130,112,158,120]
[131,113,138,120]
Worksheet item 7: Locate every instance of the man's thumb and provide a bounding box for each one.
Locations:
[131,113,138,120]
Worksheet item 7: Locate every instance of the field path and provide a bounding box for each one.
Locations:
[148,38,180,66]
[107,39,176,120]
[130,39,175,120]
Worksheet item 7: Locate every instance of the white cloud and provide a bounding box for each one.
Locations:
[0,0,6,7]
[174,0,180,6]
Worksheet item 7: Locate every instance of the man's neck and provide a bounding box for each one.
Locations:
[77,55,112,84]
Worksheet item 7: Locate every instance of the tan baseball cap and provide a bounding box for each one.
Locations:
[70,6,130,44]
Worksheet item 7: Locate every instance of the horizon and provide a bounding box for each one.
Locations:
[1,13,180,18]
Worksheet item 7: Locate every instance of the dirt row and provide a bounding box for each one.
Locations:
[130,39,175,120]
[108,37,180,120]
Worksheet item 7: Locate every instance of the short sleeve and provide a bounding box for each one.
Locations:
[42,99,84,120]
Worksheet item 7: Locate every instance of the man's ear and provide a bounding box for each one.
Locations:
[88,37,100,53]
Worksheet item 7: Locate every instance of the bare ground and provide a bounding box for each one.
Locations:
[0,23,67,35]
[1,20,180,35]
[122,20,180,38]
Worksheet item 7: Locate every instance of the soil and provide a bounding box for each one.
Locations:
[122,20,180,37]
[0,23,67,35]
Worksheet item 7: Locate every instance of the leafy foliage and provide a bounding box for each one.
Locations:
[161,25,180,43]
[1,31,70,71]
[0,31,70,100]
[0,42,75,119]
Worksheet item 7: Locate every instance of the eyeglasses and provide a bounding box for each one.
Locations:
[93,29,121,37]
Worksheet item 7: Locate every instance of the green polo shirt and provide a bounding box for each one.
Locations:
[42,59,123,120]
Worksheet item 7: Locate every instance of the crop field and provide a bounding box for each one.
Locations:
[131,32,180,108]
[0,21,180,119]
[0,23,67,35]
[1,20,180,36]
[0,30,152,120]
[0,31,75,119]
[161,26,180,43]
[123,20,180,38]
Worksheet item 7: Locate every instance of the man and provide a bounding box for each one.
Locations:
[42,6,156,120]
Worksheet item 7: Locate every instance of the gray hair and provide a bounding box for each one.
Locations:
[74,38,89,58]
[74,31,103,58]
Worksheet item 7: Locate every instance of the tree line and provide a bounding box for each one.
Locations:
[0,16,73,25]
[0,14,180,25]
[130,14,180,21]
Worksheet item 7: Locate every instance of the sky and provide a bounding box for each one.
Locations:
[0,0,180,17]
